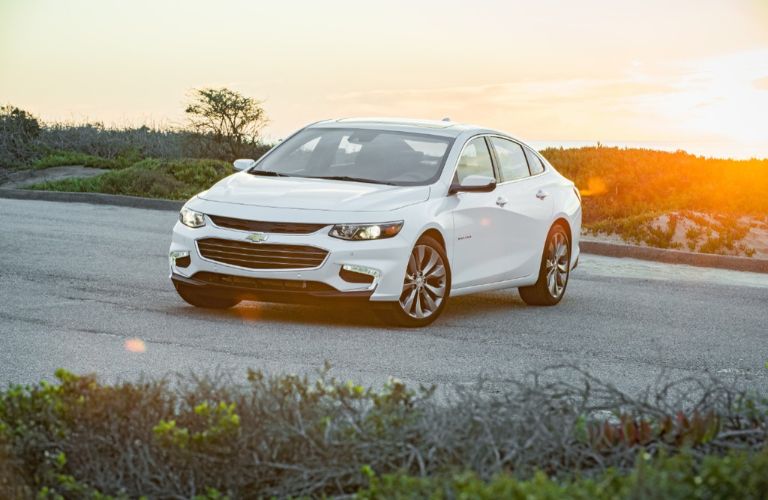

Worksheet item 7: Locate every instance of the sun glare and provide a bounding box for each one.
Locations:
[124,338,146,353]
[579,177,608,197]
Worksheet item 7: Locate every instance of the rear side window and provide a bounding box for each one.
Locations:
[456,137,495,183]
[490,137,529,182]
[524,147,545,175]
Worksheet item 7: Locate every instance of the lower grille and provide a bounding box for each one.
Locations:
[197,238,328,270]
[193,272,335,292]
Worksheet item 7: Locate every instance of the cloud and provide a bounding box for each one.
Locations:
[326,78,679,140]
[318,48,768,157]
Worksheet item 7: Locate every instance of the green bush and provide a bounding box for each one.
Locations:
[27,158,234,200]
[0,366,766,498]
[32,150,137,170]
[359,449,768,499]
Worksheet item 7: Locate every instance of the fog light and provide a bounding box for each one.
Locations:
[340,264,380,284]
[170,250,191,268]
[342,264,380,278]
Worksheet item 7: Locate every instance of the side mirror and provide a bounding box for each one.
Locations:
[449,174,497,194]
[233,158,256,171]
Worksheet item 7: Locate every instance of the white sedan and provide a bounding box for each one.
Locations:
[169,118,582,326]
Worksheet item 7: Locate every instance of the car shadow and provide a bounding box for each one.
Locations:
[165,290,529,329]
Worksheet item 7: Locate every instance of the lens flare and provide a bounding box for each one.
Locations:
[580,177,608,197]
[124,338,146,353]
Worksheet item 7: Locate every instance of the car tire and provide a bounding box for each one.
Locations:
[173,282,241,309]
[519,224,570,306]
[376,235,451,327]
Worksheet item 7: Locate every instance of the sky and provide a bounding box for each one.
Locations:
[1,0,767,158]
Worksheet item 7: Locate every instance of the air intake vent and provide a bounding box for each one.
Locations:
[209,215,327,234]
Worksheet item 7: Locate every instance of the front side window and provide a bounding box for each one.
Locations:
[456,137,495,184]
[524,147,545,175]
[490,137,530,182]
[251,128,453,186]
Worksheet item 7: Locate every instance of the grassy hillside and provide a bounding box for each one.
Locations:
[17,142,768,257]
[542,147,768,255]
[29,158,234,200]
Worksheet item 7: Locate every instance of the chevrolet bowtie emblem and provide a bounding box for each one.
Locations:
[246,232,268,243]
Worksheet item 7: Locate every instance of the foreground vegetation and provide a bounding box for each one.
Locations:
[1,366,766,498]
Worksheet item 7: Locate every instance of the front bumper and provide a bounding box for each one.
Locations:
[169,218,412,302]
[171,272,374,304]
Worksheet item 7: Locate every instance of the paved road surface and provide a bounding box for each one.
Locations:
[1,198,767,394]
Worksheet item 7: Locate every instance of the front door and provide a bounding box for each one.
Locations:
[450,137,512,288]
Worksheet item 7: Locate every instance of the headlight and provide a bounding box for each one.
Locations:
[179,207,205,228]
[329,221,403,241]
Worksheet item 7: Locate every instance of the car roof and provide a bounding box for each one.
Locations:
[308,117,509,139]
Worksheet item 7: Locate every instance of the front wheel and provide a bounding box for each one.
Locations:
[377,235,450,327]
[173,281,241,309]
[518,224,570,306]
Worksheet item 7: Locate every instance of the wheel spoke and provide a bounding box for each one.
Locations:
[414,290,424,317]
[421,289,437,312]
[416,246,425,268]
[422,249,439,275]
[402,287,417,312]
[428,265,446,280]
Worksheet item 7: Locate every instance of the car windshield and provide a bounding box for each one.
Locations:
[251,128,454,186]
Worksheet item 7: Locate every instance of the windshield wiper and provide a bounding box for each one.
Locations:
[310,175,396,185]
[248,170,287,177]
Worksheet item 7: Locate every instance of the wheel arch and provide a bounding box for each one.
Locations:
[419,227,447,251]
[552,217,572,250]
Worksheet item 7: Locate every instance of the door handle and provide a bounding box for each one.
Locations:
[536,190,548,200]
[496,196,508,207]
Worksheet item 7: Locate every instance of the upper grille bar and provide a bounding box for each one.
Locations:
[209,215,328,234]
[197,238,328,270]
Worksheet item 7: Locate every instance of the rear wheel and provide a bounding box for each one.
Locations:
[377,235,450,327]
[173,281,241,309]
[519,224,570,306]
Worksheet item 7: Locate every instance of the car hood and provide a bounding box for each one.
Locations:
[198,173,430,212]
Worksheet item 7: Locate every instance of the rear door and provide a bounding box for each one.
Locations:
[488,137,554,279]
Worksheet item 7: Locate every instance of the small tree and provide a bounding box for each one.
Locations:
[0,105,41,166]
[185,88,268,159]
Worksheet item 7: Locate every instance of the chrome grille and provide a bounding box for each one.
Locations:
[196,238,328,270]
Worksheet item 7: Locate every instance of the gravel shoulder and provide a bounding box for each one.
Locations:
[0,165,108,189]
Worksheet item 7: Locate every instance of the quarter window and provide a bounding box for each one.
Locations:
[490,137,530,182]
[524,147,545,175]
[456,137,494,184]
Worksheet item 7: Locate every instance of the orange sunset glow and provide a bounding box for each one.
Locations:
[1,0,767,158]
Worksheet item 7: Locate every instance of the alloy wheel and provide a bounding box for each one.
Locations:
[545,231,569,298]
[399,244,447,319]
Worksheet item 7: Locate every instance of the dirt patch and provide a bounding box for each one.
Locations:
[0,166,108,189]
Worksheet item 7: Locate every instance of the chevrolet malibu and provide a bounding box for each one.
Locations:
[169,118,582,327]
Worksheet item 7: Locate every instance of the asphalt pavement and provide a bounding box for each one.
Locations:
[1,198,767,394]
